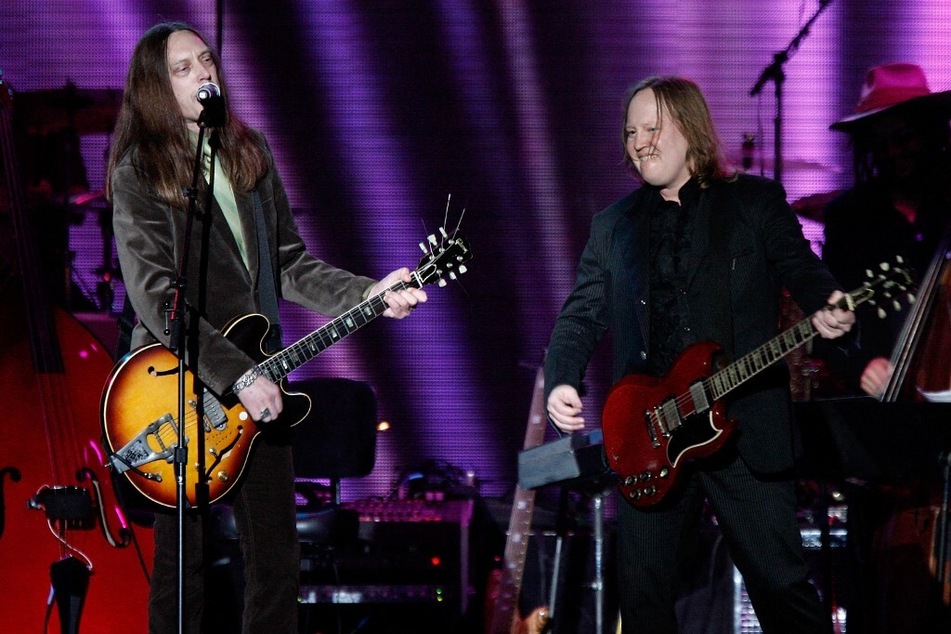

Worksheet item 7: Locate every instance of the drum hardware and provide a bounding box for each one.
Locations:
[65,190,120,312]
[791,190,843,223]
[17,80,122,312]
[16,82,122,136]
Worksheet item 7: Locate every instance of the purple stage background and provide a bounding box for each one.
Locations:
[3,0,950,508]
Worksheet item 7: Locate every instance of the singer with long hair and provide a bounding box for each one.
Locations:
[106,22,426,633]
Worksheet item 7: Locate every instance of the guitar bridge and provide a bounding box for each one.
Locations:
[108,413,178,474]
[108,391,232,476]
[648,397,682,446]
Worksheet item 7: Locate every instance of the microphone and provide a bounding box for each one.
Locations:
[197,82,221,103]
[196,82,225,127]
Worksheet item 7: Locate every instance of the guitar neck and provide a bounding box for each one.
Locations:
[248,229,472,385]
[491,486,537,631]
[705,280,886,403]
[706,317,817,401]
[258,279,414,383]
[488,366,547,634]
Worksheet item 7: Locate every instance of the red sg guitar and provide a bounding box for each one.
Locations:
[602,264,912,509]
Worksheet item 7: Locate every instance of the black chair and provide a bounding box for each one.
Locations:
[210,377,378,543]
[291,377,378,545]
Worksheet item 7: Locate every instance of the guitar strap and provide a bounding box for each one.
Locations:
[252,189,283,354]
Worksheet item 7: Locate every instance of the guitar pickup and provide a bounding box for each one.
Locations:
[688,381,710,413]
[199,391,229,431]
[108,414,178,474]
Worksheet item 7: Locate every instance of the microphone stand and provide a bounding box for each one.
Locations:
[170,96,225,634]
[749,0,833,185]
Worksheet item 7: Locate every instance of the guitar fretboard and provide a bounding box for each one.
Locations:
[490,366,547,634]
[257,280,413,383]
[707,318,816,401]
[657,279,892,432]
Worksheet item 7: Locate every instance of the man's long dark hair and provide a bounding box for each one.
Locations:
[106,22,268,208]
[622,76,734,189]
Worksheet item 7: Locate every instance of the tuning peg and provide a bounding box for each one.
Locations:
[418,242,428,253]
[438,279,447,287]
[428,234,438,246]
[877,307,886,319]
[907,293,916,304]
[439,227,449,239]
[458,264,467,275]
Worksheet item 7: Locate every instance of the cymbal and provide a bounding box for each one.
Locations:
[791,190,842,222]
[70,189,109,210]
[727,153,842,176]
[16,83,122,135]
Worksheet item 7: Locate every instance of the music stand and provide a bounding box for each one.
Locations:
[518,430,616,632]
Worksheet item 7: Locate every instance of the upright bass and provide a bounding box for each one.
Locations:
[881,225,951,402]
[0,72,152,633]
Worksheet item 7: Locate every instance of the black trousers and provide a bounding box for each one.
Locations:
[616,450,832,634]
[148,438,301,634]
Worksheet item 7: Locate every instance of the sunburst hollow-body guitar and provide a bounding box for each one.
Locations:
[100,230,471,508]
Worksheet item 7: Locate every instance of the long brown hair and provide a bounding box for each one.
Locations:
[106,22,269,208]
[622,76,733,189]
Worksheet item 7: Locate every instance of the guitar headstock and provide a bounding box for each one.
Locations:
[847,258,914,318]
[412,228,472,288]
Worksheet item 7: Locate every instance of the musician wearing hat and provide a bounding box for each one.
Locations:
[819,62,951,399]
[815,62,951,634]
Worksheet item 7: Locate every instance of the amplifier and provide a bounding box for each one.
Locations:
[208,497,475,632]
[300,498,474,621]
[299,583,442,605]
[344,497,473,526]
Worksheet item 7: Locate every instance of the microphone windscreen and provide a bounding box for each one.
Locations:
[197,82,221,102]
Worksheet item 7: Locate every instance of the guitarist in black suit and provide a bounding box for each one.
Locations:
[543,76,855,633]
[106,22,426,634]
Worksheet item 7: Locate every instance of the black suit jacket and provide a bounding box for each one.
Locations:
[545,174,840,473]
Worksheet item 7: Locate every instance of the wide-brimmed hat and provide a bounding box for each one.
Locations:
[831,62,951,131]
